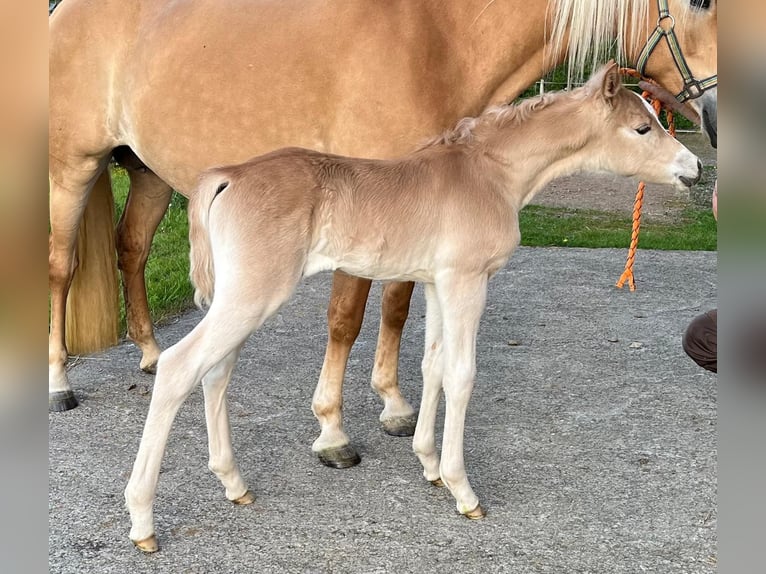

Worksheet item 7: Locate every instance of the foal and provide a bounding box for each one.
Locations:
[125,62,701,551]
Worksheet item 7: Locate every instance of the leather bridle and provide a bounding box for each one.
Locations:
[635,0,717,103]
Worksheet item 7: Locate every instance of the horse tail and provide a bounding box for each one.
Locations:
[65,169,120,355]
[188,174,230,308]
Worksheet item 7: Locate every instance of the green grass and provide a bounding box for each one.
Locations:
[519,205,717,250]
[109,167,717,329]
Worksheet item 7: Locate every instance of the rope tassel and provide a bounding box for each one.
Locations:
[615,69,676,291]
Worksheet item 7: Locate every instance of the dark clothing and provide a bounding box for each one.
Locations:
[682,309,717,373]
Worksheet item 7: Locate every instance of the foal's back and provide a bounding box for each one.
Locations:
[202,146,516,284]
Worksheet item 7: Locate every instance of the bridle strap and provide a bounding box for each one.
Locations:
[635,0,717,103]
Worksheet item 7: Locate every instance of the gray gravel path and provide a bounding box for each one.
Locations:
[49,247,717,574]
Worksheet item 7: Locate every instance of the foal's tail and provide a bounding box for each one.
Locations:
[188,174,230,308]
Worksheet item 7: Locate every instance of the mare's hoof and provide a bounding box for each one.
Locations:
[49,390,78,412]
[232,490,256,505]
[464,504,486,520]
[140,362,157,375]
[429,478,445,488]
[132,534,159,553]
[316,445,361,469]
[381,414,417,437]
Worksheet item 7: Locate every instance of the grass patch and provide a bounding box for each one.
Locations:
[109,167,716,328]
[519,205,717,250]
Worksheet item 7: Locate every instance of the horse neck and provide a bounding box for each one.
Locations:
[423,0,565,110]
[477,97,601,208]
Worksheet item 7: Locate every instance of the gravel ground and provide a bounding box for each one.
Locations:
[50,247,717,574]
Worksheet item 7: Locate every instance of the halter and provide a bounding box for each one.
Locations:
[635,0,717,103]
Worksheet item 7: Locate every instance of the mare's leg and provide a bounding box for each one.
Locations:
[202,345,255,505]
[115,163,173,373]
[412,283,444,485]
[372,281,418,436]
[311,271,371,468]
[49,160,107,411]
[436,273,488,519]
[125,306,260,553]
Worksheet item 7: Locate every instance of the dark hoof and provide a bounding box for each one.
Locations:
[49,390,79,412]
[381,414,417,437]
[140,364,157,375]
[316,445,361,469]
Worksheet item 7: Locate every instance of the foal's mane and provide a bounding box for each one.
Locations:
[420,89,571,149]
[546,0,703,83]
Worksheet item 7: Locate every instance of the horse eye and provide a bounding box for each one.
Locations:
[636,125,651,135]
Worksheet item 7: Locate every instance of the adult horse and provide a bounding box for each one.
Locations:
[49,0,718,467]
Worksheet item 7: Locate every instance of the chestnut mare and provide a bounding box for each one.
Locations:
[49,0,717,468]
[124,63,701,551]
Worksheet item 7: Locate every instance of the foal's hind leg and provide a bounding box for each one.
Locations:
[372,281,418,437]
[311,272,371,468]
[202,345,254,505]
[126,307,259,552]
[115,163,173,373]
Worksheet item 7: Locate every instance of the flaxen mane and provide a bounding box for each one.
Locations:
[547,0,650,82]
[547,0,704,83]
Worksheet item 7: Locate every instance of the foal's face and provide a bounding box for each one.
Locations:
[597,85,702,191]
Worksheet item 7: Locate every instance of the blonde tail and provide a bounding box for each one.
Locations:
[188,175,229,308]
[65,170,120,354]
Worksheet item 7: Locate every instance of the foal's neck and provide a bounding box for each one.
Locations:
[484,101,599,209]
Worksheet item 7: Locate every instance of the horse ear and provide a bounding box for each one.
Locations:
[600,60,621,100]
[586,60,621,102]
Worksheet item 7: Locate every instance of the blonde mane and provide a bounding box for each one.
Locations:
[547,0,646,82]
[547,0,705,83]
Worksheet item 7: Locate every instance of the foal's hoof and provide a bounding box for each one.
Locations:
[429,478,445,488]
[381,414,418,437]
[49,390,79,412]
[132,534,159,553]
[463,504,486,520]
[232,490,256,505]
[316,445,362,469]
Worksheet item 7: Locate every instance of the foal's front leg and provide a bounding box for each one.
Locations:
[412,284,444,485]
[435,273,488,519]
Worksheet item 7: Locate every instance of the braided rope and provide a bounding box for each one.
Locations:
[615,68,676,291]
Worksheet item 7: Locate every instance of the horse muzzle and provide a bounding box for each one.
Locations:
[678,159,703,188]
[696,88,717,149]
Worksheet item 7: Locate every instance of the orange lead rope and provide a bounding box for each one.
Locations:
[615,69,676,291]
